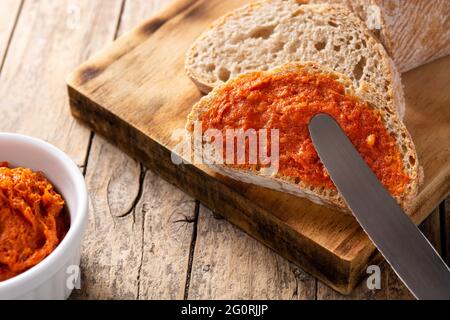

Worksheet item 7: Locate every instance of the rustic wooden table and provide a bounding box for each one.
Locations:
[1,0,448,300]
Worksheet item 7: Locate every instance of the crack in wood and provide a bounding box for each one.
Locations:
[113,164,147,218]
[183,200,200,300]
[173,216,196,224]
[82,131,95,177]
[136,190,147,300]
[314,276,318,300]
[170,200,198,224]
[291,267,299,300]
[440,201,448,263]
[114,0,127,40]
[0,0,24,75]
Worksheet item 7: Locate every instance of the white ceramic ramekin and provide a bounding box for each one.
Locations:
[0,133,88,300]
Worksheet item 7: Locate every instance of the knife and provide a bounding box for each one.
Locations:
[308,113,450,300]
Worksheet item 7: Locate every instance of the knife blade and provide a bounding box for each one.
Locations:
[308,113,450,300]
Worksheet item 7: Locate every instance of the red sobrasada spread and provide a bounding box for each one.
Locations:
[0,162,70,281]
[199,70,410,195]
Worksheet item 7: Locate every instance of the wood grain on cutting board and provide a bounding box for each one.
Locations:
[66,0,450,294]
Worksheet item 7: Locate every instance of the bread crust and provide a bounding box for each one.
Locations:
[186,62,421,213]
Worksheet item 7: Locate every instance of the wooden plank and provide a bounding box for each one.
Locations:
[116,1,195,300]
[135,170,196,299]
[72,135,196,299]
[0,0,124,166]
[73,0,196,299]
[0,0,22,68]
[188,205,316,300]
[71,135,143,299]
[66,0,450,294]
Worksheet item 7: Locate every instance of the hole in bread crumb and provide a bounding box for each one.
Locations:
[355,43,361,50]
[346,35,355,45]
[333,45,340,52]
[315,41,326,51]
[383,106,394,115]
[206,63,216,72]
[409,156,416,166]
[401,144,407,153]
[249,25,275,39]
[353,56,366,81]
[218,67,231,82]
[328,20,338,27]
[294,177,301,184]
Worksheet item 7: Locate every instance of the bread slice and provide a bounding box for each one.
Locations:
[185,1,405,119]
[186,62,421,213]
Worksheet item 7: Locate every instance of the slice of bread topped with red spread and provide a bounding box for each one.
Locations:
[186,62,422,213]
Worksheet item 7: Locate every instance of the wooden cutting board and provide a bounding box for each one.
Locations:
[66,0,450,294]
